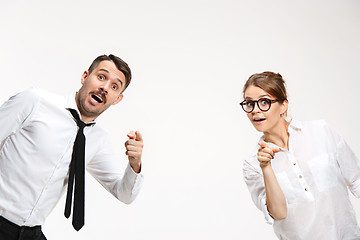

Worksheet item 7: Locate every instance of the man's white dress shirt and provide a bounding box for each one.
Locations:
[0,87,143,227]
[243,119,360,240]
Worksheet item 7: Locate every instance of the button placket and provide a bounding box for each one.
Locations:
[287,153,314,201]
[27,137,74,225]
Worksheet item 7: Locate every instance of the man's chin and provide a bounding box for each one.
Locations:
[79,100,111,119]
[80,106,101,119]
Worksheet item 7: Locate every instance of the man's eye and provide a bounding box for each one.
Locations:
[112,84,118,90]
[98,75,104,80]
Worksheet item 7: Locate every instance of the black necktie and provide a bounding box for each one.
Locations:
[65,109,94,231]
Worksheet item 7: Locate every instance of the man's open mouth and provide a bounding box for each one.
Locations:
[91,94,103,103]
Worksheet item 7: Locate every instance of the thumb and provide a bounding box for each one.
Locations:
[258,142,268,149]
[135,130,143,141]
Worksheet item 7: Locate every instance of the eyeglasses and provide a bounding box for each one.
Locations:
[240,98,279,113]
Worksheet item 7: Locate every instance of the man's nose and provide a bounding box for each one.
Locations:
[100,82,110,94]
[100,87,108,94]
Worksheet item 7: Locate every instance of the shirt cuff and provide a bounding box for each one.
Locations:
[260,196,274,225]
[124,163,144,195]
[261,195,289,224]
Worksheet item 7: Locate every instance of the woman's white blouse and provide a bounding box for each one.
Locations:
[243,119,360,240]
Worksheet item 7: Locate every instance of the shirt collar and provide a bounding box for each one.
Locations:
[257,119,302,150]
[65,92,97,125]
[288,118,302,131]
[65,92,78,111]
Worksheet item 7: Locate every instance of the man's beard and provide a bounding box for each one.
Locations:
[76,90,108,119]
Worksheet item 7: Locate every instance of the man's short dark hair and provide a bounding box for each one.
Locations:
[88,54,132,92]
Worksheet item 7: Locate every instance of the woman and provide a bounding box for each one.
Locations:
[241,71,360,239]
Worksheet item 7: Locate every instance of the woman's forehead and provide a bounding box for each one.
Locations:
[244,85,271,99]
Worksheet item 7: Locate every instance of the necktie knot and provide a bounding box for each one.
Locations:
[77,121,86,130]
[68,109,94,129]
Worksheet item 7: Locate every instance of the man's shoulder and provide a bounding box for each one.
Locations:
[5,87,42,108]
[13,86,40,99]
[36,87,65,102]
[25,87,68,110]
[16,87,63,102]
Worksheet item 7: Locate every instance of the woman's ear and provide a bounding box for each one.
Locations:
[280,100,288,115]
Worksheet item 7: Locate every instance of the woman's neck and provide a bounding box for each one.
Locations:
[263,118,291,150]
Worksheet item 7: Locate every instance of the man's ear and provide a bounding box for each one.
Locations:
[81,71,89,85]
[112,94,124,106]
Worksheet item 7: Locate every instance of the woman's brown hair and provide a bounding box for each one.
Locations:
[243,71,288,103]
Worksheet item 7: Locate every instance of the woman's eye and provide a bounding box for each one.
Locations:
[246,101,253,107]
[260,99,270,105]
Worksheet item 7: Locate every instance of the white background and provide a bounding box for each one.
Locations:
[0,0,359,239]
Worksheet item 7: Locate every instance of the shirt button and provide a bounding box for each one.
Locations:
[305,188,308,191]
[45,186,49,190]
[57,164,60,169]
[299,175,302,179]
[293,163,296,166]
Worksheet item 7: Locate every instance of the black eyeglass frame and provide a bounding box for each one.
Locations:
[239,98,279,113]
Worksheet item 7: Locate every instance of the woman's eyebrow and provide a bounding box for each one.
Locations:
[244,94,270,100]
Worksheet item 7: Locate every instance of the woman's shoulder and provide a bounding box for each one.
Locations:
[293,119,329,130]
[294,119,339,139]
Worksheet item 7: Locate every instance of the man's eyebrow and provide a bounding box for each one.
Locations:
[98,68,110,74]
[98,68,124,86]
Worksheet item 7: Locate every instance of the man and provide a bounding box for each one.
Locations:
[0,54,144,240]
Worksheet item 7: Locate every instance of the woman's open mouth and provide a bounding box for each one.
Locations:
[253,118,266,123]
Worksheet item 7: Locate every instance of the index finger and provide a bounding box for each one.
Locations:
[271,147,281,154]
[127,130,136,139]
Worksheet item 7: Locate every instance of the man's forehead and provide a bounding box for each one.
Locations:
[94,60,126,82]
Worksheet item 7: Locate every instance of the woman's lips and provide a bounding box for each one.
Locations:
[253,118,266,124]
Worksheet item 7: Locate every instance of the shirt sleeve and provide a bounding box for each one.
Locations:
[243,158,274,224]
[86,133,144,204]
[326,123,360,198]
[0,88,40,142]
